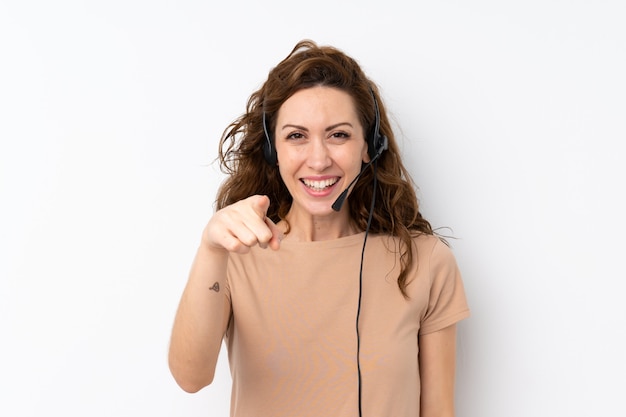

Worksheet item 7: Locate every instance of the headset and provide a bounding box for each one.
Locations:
[262,89,388,166]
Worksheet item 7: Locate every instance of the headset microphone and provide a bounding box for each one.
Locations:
[331,147,385,212]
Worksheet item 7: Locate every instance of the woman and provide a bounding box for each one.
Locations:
[168,40,470,417]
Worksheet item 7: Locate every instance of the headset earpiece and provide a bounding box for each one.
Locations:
[367,92,389,160]
[263,111,278,165]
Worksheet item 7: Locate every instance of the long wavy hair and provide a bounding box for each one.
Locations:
[216,40,436,297]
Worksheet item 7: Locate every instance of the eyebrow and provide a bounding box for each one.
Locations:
[280,122,354,132]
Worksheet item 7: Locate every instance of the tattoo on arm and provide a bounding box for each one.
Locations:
[209,282,220,292]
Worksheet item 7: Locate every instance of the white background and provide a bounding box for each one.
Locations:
[1,1,624,416]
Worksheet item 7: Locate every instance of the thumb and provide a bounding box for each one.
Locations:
[264,216,284,251]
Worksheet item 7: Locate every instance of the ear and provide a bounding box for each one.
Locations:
[362,139,371,163]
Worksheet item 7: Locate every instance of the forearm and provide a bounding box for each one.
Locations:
[168,245,231,393]
[419,325,457,417]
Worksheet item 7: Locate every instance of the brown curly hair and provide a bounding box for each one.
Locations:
[216,40,436,297]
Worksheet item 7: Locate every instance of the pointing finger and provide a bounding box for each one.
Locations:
[252,195,271,217]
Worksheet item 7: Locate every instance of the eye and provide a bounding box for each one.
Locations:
[328,131,352,143]
[286,131,305,140]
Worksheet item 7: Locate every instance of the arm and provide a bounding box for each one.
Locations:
[168,245,231,393]
[419,324,458,417]
[168,195,283,393]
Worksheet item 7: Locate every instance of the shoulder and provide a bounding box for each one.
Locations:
[409,233,456,267]
[402,233,461,290]
[365,233,457,281]
[366,232,451,261]
[412,233,445,252]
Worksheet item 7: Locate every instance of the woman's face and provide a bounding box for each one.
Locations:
[274,86,369,218]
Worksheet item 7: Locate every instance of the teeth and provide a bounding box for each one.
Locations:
[302,178,338,191]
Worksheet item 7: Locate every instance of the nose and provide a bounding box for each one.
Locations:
[307,138,332,171]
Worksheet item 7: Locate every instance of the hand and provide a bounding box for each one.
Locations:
[202,195,283,254]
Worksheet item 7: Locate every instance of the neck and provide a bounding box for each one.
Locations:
[282,209,358,242]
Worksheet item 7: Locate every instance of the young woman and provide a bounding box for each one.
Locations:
[168,40,470,417]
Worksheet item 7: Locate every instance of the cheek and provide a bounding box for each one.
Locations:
[277,164,287,182]
[276,159,298,186]
[340,152,367,174]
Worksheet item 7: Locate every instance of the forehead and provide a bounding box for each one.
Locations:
[277,86,359,122]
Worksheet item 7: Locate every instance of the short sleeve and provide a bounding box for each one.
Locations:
[419,239,470,335]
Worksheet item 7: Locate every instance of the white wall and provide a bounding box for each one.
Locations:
[1,1,624,416]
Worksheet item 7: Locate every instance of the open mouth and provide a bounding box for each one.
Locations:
[301,177,340,192]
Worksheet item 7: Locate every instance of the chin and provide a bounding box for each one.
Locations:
[296,200,338,217]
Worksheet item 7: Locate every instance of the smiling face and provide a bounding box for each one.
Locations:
[274,86,370,221]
